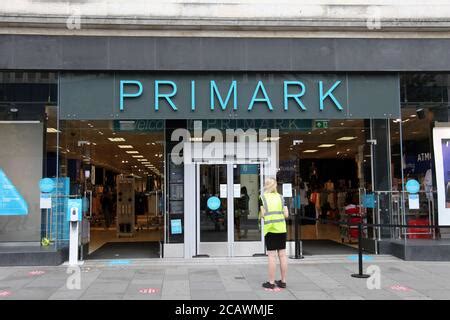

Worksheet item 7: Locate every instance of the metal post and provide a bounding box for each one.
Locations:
[290,189,304,260]
[351,222,370,278]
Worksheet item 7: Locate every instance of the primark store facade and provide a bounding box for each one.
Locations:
[1,35,450,265]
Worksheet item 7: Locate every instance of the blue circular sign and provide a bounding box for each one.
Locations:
[39,178,55,193]
[207,196,221,211]
[406,179,420,194]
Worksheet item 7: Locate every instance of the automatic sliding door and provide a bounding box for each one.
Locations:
[197,164,228,256]
[232,164,264,256]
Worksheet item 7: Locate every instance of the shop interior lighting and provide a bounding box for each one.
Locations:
[303,150,318,153]
[318,144,335,148]
[108,138,126,142]
[118,145,133,149]
[132,155,144,158]
[336,136,357,141]
[126,150,139,154]
[46,128,60,133]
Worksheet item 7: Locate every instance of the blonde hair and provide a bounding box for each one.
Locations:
[264,178,278,193]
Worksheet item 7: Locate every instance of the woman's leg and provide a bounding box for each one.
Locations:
[267,250,277,284]
[278,249,288,283]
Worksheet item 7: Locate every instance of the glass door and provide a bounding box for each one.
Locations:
[232,164,265,256]
[196,164,229,256]
[196,162,265,257]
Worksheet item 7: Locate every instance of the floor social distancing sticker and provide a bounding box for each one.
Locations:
[139,288,160,294]
[0,290,12,297]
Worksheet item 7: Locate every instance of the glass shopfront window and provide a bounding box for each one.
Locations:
[277,120,374,246]
[4,70,450,257]
[0,72,58,244]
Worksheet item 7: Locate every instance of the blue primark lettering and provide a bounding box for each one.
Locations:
[210,80,238,110]
[117,78,345,112]
[248,81,273,111]
[319,81,343,111]
[284,81,306,111]
[155,80,178,111]
[120,80,143,111]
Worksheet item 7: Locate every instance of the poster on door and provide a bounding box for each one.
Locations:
[432,127,450,226]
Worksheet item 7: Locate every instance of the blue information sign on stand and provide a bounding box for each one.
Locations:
[67,199,83,221]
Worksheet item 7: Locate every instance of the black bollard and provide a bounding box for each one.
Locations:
[351,222,370,278]
[290,205,304,260]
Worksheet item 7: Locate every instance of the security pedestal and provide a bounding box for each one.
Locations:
[67,198,83,266]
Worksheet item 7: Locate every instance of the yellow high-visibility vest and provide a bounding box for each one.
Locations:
[260,192,287,236]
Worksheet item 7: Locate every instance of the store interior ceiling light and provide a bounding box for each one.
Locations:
[132,155,144,158]
[137,159,148,162]
[263,137,280,141]
[336,136,357,141]
[126,150,139,154]
[46,128,60,133]
[303,150,318,153]
[318,144,335,148]
[118,145,133,149]
[108,138,126,142]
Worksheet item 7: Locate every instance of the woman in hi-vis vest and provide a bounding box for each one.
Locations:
[259,178,289,289]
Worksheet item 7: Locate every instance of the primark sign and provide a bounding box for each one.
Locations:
[60,73,400,120]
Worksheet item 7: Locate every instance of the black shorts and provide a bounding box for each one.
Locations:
[265,232,287,251]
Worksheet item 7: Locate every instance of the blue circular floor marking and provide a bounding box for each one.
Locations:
[347,255,373,262]
[109,259,131,265]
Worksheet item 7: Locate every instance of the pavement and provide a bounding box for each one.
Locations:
[1,255,450,300]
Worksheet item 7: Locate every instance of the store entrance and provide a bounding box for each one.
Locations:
[195,162,265,257]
